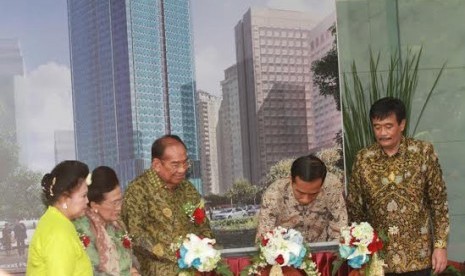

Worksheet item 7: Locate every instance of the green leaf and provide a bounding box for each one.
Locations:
[331,257,345,276]
[343,47,444,178]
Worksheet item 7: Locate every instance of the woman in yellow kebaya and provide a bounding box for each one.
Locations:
[26,160,93,276]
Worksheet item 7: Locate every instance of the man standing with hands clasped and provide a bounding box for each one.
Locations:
[347,97,449,275]
[122,135,212,275]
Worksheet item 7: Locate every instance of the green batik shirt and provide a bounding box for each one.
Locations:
[121,169,213,276]
[347,137,449,273]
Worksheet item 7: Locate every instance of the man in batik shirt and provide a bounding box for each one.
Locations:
[257,155,348,242]
[122,135,213,275]
[347,97,449,275]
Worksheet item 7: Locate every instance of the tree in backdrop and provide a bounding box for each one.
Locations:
[0,132,43,219]
[311,24,340,111]
[311,24,343,147]
[204,193,230,207]
[226,179,260,206]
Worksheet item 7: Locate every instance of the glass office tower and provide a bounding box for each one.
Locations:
[67,0,201,191]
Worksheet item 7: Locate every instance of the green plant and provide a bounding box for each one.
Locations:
[342,49,445,176]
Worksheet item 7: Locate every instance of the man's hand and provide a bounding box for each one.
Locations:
[432,248,447,274]
[280,215,300,229]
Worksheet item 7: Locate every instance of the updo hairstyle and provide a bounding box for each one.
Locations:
[87,166,120,204]
[41,160,89,206]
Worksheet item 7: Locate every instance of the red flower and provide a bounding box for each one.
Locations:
[275,254,284,265]
[122,236,132,249]
[193,207,206,225]
[368,233,383,253]
[261,238,269,246]
[349,236,357,246]
[80,235,90,248]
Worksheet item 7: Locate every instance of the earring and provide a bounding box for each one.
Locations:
[93,209,98,213]
[63,203,68,210]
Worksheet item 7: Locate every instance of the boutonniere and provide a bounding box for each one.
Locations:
[120,232,132,249]
[78,232,91,249]
[183,199,207,225]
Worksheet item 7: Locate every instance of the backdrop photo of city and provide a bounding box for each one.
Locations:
[0,0,341,272]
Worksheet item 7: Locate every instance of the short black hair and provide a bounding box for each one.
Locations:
[369,97,406,124]
[41,160,89,206]
[291,155,327,183]
[87,166,119,204]
[151,134,187,160]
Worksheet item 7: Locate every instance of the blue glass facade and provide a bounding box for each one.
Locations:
[68,0,201,191]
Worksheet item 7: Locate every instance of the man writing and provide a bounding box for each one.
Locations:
[347,97,449,275]
[122,135,212,275]
[257,154,347,242]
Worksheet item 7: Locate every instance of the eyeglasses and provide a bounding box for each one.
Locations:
[161,159,192,172]
[100,198,123,208]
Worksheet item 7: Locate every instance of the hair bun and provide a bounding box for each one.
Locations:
[41,173,57,198]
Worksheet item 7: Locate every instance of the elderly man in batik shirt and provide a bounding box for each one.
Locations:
[347,97,449,275]
[122,135,213,276]
[257,155,348,243]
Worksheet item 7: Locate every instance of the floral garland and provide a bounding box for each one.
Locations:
[183,200,207,225]
[241,226,320,276]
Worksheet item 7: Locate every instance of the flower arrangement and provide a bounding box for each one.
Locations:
[183,200,207,225]
[242,226,320,276]
[332,222,385,276]
[171,233,232,276]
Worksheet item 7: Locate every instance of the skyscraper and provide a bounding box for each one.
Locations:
[0,39,23,143]
[309,14,341,149]
[217,64,244,193]
[67,0,201,190]
[235,9,340,185]
[196,90,221,194]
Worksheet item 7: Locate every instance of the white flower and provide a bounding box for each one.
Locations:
[85,173,92,186]
[260,227,305,267]
[181,234,221,272]
[351,222,374,245]
[255,226,320,275]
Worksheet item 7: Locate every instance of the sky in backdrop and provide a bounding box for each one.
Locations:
[0,0,335,173]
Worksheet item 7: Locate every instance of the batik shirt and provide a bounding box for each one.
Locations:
[257,173,348,242]
[347,137,449,273]
[121,169,213,276]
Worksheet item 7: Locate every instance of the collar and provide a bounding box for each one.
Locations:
[146,169,183,190]
[375,136,407,158]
